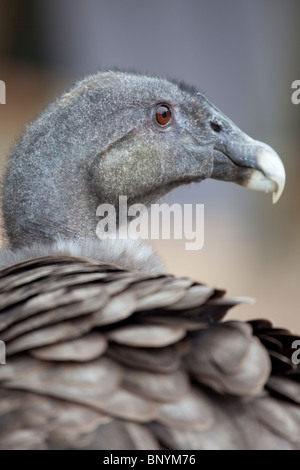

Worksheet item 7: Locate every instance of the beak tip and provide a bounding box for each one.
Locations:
[272,184,284,204]
[256,142,286,204]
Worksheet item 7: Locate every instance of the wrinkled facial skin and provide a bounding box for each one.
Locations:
[87,72,284,208]
[2,71,285,246]
[88,76,216,208]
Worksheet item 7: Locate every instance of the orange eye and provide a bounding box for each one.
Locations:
[155,104,171,126]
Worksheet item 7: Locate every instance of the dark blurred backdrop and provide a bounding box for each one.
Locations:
[0,0,299,328]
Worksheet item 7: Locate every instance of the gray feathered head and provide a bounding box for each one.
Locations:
[2,71,285,247]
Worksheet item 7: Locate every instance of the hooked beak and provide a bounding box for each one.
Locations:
[207,103,285,203]
[239,140,285,204]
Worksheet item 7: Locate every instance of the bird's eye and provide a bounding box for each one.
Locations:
[155,104,172,126]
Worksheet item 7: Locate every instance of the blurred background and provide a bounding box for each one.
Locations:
[0,0,299,328]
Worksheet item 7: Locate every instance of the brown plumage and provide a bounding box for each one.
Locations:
[0,255,299,450]
[0,71,298,450]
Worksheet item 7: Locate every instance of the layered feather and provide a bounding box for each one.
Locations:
[0,254,299,450]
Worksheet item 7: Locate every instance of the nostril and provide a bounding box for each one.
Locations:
[210,121,222,133]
